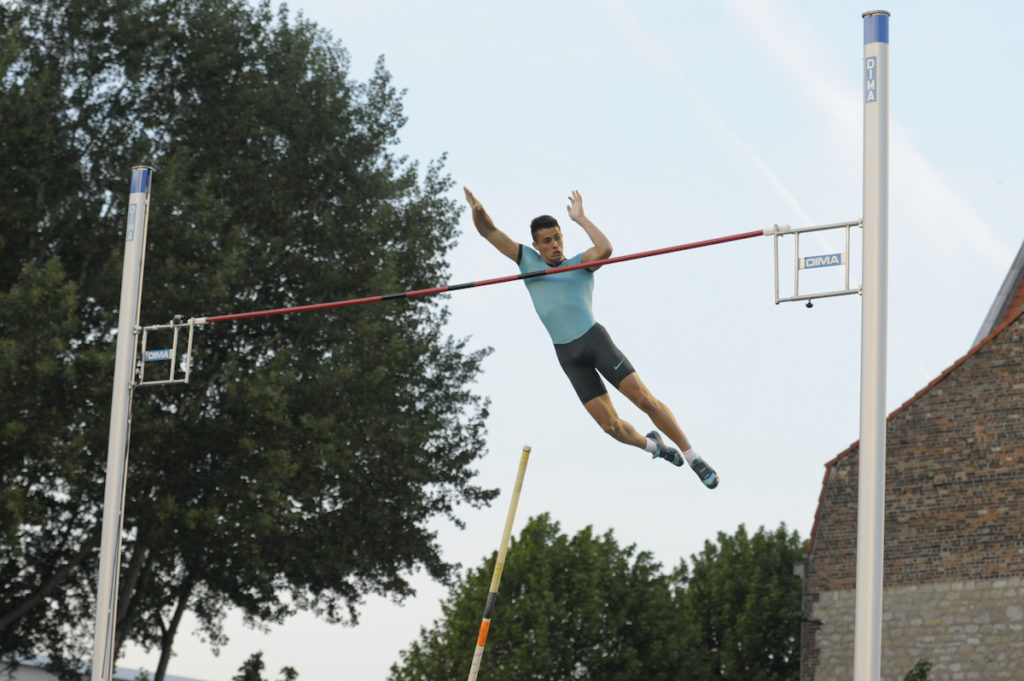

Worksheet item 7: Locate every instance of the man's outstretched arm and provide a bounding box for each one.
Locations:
[464,187,519,261]
[567,190,612,266]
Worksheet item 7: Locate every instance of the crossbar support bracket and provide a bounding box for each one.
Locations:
[136,316,196,386]
[770,220,863,305]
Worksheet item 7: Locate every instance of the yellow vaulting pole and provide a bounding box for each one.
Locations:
[466,444,532,681]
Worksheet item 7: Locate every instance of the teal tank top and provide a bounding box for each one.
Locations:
[518,246,596,344]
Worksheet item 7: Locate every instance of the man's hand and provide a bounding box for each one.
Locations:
[464,186,481,211]
[464,187,488,223]
[566,189,585,223]
[569,189,613,265]
[464,186,518,261]
[465,186,490,228]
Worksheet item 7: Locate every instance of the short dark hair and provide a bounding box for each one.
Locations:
[530,215,560,241]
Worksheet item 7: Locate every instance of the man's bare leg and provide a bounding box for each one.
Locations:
[582,393,649,449]
[617,373,720,488]
[616,373,691,453]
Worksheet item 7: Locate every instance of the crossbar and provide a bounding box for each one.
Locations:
[195,228,768,325]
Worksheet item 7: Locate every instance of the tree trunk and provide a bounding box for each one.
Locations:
[112,539,151,659]
[154,578,194,681]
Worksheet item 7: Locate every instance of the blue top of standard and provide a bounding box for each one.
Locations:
[130,165,153,194]
[863,11,890,45]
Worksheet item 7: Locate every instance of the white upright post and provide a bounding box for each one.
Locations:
[91,166,154,681]
[854,11,889,681]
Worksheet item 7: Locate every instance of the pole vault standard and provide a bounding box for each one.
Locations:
[854,11,890,681]
[91,165,153,681]
[466,445,531,681]
[192,229,768,325]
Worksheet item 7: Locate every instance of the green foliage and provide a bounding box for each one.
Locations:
[390,517,805,681]
[0,0,494,675]
[677,524,805,681]
[390,514,684,681]
[232,652,297,681]
[903,659,931,681]
[0,258,103,669]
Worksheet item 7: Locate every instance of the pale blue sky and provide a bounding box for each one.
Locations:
[121,2,1023,679]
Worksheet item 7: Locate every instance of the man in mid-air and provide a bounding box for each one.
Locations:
[464,187,718,489]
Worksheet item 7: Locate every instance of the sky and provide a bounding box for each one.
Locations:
[119,1,1024,679]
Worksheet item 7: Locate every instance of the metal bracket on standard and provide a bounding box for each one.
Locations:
[135,316,196,386]
[769,220,863,306]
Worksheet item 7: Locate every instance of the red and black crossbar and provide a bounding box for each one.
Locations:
[195,228,767,324]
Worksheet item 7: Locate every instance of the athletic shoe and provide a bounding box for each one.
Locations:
[690,457,719,489]
[646,431,683,467]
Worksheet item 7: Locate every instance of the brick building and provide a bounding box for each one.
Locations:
[800,242,1024,681]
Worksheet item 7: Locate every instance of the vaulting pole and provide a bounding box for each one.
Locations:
[195,228,768,325]
[853,11,889,681]
[91,166,154,681]
[466,445,532,681]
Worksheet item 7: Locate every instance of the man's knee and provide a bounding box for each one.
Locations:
[601,417,626,439]
[619,374,657,412]
[634,392,662,416]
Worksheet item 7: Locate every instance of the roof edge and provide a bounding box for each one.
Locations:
[972,238,1024,346]
[805,303,1024,555]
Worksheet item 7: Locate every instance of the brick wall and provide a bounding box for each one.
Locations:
[801,312,1024,680]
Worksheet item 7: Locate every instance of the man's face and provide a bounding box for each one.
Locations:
[532,226,564,265]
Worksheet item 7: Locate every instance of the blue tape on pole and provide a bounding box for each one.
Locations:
[130,167,151,194]
[864,13,889,45]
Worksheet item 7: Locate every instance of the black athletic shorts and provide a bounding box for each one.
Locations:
[553,323,636,403]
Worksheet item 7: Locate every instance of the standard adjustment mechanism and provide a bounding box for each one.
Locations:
[769,220,863,306]
[135,316,196,386]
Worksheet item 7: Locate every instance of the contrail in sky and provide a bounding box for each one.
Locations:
[720,0,1011,270]
[602,0,1010,271]
[597,0,817,230]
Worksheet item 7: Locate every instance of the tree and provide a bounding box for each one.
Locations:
[232,652,297,681]
[389,514,684,681]
[676,524,805,681]
[0,1,495,678]
[0,260,107,675]
[390,518,806,681]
